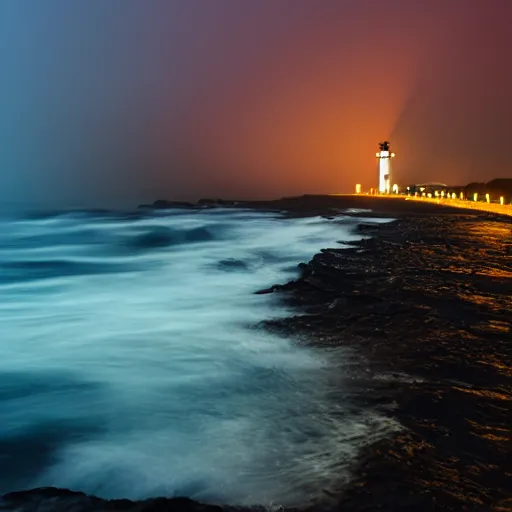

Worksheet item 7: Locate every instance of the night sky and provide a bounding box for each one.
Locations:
[2,0,511,208]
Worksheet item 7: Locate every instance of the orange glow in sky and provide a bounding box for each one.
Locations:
[3,0,512,206]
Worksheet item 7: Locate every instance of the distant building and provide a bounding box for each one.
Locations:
[376,141,395,193]
[406,180,512,203]
[407,182,448,196]
[410,180,512,203]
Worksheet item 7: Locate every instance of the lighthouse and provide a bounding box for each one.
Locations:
[376,141,395,194]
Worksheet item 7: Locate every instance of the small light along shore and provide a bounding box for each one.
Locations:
[330,193,512,217]
[405,195,512,217]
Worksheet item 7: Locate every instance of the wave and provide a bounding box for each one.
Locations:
[0,208,396,507]
[126,226,217,251]
[1,259,135,284]
[21,209,153,222]
[215,258,250,271]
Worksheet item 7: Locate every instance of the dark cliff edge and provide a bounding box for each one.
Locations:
[2,197,510,511]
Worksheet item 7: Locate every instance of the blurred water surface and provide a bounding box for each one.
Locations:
[0,208,393,506]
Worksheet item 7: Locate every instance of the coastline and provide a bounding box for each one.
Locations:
[260,196,511,510]
[2,196,510,511]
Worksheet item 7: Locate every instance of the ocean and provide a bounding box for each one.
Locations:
[0,207,394,507]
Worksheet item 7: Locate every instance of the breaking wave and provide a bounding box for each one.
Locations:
[0,208,395,507]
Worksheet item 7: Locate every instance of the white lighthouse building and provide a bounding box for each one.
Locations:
[376,141,395,194]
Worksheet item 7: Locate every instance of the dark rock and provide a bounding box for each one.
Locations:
[0,488,227,512]
[356,223,380,233]
[255,285,279,294]
[143,200,196,210]
[197,199,239,207]
[297,262,313,279]
[257,202,511,510]
[217,259,248,271]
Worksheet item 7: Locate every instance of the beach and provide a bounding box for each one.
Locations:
[1,196,510,511]
[259,196,512,510]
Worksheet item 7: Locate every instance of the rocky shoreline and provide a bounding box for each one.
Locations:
[259,198,511,511]
[2,197,510,511]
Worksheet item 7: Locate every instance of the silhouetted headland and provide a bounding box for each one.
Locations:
[140,178,512,214]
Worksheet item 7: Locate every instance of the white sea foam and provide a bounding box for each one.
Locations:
[0,209,396,506]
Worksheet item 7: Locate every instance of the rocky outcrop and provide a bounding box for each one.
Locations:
[197,199,240,207]
[138,200,197,209]
[261,209,512,510]
[0,488,260,512]
[138,199,244,210]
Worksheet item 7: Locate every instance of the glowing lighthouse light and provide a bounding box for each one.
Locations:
[376,141,395,194]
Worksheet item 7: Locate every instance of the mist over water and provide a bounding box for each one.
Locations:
[0,209,394,507]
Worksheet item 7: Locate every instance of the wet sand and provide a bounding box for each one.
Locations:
[257,195,512,511]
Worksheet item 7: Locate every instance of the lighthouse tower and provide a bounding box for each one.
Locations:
[376,141,395,194]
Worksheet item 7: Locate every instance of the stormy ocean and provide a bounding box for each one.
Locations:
[0,208,393,507]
